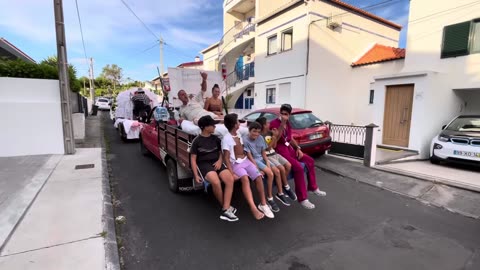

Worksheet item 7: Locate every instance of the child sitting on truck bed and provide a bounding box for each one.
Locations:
[222,113,274,220]
[243,121,290,213]
[255,116,297,202]
[191,116,238,222]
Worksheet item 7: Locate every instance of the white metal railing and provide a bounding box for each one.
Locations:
[218,21,255,58]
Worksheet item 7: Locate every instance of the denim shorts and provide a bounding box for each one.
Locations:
[267,153,289,167]
[254,158,270,171]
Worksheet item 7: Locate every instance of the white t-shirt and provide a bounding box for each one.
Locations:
[222,133,245,164]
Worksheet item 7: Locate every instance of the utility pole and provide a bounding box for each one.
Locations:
[159,37,164,75]
[89,57,95,101]
[54,0,75,154]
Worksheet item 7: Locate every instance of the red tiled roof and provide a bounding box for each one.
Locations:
[178,61,203,68]
[352,44,405,67]
[329,0,402,30]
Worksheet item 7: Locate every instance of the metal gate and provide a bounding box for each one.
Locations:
[328,124,366,159]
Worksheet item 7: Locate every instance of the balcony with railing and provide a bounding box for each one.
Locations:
[224,0,255,14]
[226,62,255,89]
[218,20,255,59]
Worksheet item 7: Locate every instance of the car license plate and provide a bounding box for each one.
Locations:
[453,150,480,158]
[309,133,323,140]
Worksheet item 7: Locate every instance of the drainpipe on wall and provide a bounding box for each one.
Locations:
[304,2,311,109]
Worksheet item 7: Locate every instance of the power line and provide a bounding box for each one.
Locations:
[119,0,161,41]
[312,0,404,24]
[408,0,480,24]
[74,0,89,66]
[138,42,159,55]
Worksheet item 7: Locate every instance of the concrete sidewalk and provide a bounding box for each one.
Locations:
[377,161,480,192]
[315,155,480,219]
[0,114,119,269]
[0,155,61,250]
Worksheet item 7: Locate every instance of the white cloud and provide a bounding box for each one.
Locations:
[0,0,221,53]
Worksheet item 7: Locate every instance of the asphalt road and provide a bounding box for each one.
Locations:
[103,113,480,270]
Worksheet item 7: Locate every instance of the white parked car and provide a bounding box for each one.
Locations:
[430,115,480,165]
[95,98,111,111]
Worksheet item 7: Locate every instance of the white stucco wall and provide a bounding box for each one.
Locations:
[403,0,480,88]
[454,89,480,114]
[372,72,464,158]
[350,60,405,126]
[363,0,480,157]
[254,3,308,109]
[305,1,401,124]
[255,76,305,109]
[0,77,64,156]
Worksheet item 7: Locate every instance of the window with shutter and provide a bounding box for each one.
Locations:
[441,21,471,58]
[471,21,480,53]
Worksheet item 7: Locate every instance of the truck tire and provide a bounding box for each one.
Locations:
[119,124,127,142]
[139,136,150,156]
[166,159,179,193]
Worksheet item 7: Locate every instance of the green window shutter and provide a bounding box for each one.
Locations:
[441,21,471,58]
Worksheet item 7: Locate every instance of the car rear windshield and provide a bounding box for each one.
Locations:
[98,99,108,103]
[290,112,323,129]
[446,117,480,132]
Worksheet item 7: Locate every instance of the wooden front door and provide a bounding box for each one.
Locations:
[383,85,414,147]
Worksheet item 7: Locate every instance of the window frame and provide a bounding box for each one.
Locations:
[267,35,277,56]
[266,87,276,104]
[470,20,480,54]
[441,19,480,58]
[281,28,293,52]
[369,89,374,104]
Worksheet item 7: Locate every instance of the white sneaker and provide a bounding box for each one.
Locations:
[300,199,315,209]
[311,188,327,196]
[258,204,275,218]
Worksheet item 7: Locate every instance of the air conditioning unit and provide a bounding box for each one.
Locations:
[327,15,341,30]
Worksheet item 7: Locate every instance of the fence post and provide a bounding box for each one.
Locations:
[325,121,331,155]
[363,123,378,167]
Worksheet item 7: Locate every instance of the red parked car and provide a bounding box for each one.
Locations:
[242,108,331,155]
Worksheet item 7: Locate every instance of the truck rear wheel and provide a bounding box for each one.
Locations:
[118,124,127,142]
[166,159,179,193]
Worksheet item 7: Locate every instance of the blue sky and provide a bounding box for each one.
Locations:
[0,0,409,81]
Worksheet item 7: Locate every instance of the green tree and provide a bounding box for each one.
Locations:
[40,56,81,92]
[0,57,80,92]
[94,76,111,89]
[101,64,123,93]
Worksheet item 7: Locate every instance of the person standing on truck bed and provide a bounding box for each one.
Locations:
[191,115,238,222]
[269,104,327,210]
[131,89,152,119]
[177,72,222,125]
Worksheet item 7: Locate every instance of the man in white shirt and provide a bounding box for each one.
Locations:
[177,72,222,124]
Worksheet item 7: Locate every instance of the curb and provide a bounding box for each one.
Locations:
[99,116,121,270]
[315,160,480,220]
[373,166,480,193]
[314,164,409,196]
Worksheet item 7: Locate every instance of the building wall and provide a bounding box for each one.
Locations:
[372,72,464,158]
[254,3,309,109]
[403,0,480,89]
[305,0,401,124]
[350,60,405,125]
[257,0,300,19]
[202,46,219,71]
[0,77,64,156]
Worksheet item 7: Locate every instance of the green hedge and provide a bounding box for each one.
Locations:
[0,59,80,92]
